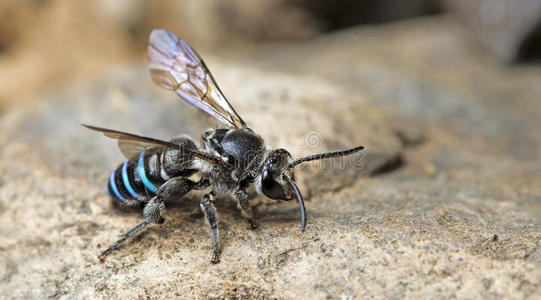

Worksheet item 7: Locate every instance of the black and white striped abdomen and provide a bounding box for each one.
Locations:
[107,137,199,203]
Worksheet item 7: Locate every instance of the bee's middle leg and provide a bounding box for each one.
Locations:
[200,192,220,264]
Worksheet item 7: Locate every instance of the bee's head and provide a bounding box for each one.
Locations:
[258,145,364,232]
[260,149,295,201]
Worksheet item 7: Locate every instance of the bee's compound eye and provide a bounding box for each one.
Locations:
[261,169,286,200]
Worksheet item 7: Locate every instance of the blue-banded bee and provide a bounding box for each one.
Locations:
[84,29,364,263]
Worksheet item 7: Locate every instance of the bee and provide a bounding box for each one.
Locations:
[84,29,364,263]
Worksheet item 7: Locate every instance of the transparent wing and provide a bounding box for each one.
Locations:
[148,29,246,128]
[82,124,228,167]
[117,139,155,159]
[117,139,195,169]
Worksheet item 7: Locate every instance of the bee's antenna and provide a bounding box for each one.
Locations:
[285,177,306,232]
[289,145,364,167]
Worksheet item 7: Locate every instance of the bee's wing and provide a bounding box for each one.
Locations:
[82,124,228,167]
[117,139,156,159]
[149,29,246,129]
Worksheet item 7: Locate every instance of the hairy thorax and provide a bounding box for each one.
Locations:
[200,127,266,195]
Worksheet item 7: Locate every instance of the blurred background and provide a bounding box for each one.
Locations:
[0,0,540,113]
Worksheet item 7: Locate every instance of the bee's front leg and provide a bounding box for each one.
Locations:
[234,188,257,230]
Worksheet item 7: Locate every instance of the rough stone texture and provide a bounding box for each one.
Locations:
[1,17,540,299]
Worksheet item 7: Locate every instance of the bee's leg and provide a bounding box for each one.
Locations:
[200,192,220,264]
[193,178,210,190]
[143,177,194,223]
[98,177,194,261]
[116,198,142,208]
[98,220,149,261]
[234,189,257,229]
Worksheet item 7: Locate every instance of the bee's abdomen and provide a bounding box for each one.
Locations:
[107,149,168,203]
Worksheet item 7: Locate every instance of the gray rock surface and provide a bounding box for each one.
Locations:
[442,0,541,61]
[1,17,540,299]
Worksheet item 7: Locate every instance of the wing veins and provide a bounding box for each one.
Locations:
[82,124,228,167]
[148,29,247,128]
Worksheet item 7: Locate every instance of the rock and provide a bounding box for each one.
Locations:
[239,16,541,160]
[0,58,398,298]
[442,0,541,61]
[1,17,540,299]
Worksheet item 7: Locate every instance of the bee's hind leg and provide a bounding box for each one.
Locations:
[98,220,149,261]
[143,177,195,223]
[98,177,195,261]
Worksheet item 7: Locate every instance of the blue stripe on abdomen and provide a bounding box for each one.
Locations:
[122,160,140,198]
[138,151,157,193]
[109,169,126,201]
[107,181,113,198]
